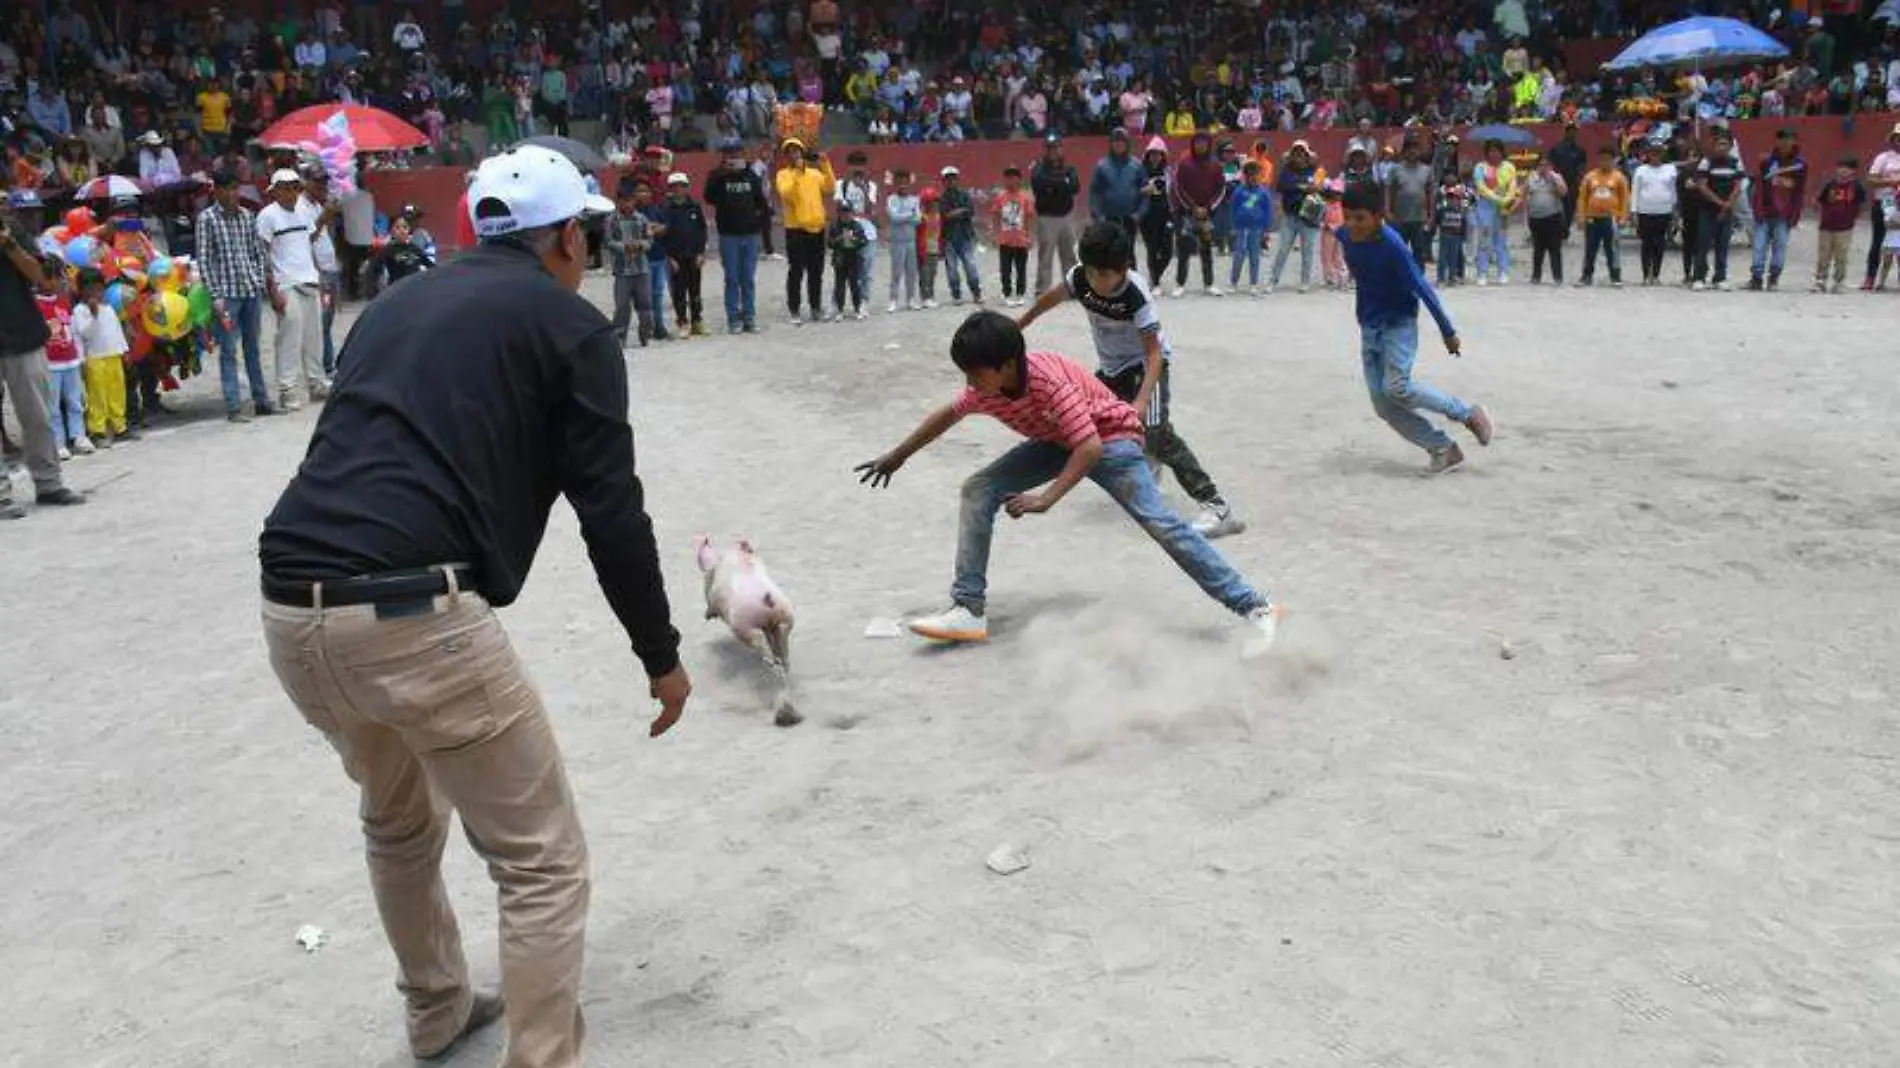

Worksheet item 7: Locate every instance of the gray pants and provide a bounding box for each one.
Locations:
[888,241,919,305]
[0,348,66,504]
[273,284,327,400]
[1034,214,1079,294]
[612,273,655,344]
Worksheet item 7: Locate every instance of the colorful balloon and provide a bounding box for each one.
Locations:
[116,256,148,289]
[36,233,64,260]
[148,255,173,281]
[63,207,96,234]
[185,283,214,328]
[141,290,193,340]
[63,235,101,269]
[103,281,132,315]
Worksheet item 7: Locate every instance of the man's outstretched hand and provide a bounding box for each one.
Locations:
[648,665,692,737]
[1445,334,1463,357]
[855,453,903,488]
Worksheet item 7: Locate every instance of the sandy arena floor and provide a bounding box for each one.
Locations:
[4,230,1899,1068]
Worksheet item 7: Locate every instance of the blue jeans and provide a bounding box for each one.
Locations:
[214,295,270,412]
[1229,224,1265,285]
[1436,234,1465,283]
[1581,218,1620,281]
[45,364,85,443]
[1361,319,1471,453]
[1695,209,1735,284]
[648,264,670,331]
[943,236,982,300]
[719,233,760,326]
[1470,201,1511,279]
[1751,218,1790,279]
[1270,215,1318,286]
[950,438,1264,617]
[318,270,341,374]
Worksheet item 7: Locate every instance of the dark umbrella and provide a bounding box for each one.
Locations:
[1464,124,1540,149]
[519,135,608,172]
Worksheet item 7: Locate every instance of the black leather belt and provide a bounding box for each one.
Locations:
[261,565,476,609]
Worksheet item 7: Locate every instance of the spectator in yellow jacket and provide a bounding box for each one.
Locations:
[775,138,836,324]
[1164,102,1197,137]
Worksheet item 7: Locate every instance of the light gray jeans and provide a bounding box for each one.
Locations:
[0,347,67,503]
[273,284,327,400]
[1034,214,1078,293]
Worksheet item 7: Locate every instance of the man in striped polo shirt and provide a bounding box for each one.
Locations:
[855,311,1283,654]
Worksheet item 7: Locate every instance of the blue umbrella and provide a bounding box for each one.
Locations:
[1603,15,1789,71]
[1465,124,1540,149]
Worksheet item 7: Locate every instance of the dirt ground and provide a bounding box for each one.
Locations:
[5,228,1900,1068]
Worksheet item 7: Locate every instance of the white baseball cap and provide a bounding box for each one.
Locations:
[467,145,614,239]
[940,165,960,177]
[269,168,303,187]
[666,171,690,185]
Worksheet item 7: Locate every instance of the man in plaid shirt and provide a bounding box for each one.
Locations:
[198,170,279,421]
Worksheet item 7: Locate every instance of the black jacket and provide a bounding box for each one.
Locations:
[1030,160,1081,216]
[660,198,709,259]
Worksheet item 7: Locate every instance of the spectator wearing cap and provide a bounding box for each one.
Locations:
[256,168,328,408]
[135,131,181,186]
[1866,123,1900,290]
[937,164,984,305]
[1030,134,1081,294]
[702,139,768,333]
[659,173,708,337]
[1090,128,1147,241]
[197,170,277,420]
[774,138,835,325]
[298,165,344,377]
[258,145,686,1064]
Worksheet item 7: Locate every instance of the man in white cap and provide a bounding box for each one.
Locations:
[256,168,328,408]
[257,145,691,1067]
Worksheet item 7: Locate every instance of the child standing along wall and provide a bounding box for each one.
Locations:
[70,270,134,447]
[993,166,1036,307]
[36,277,90,457]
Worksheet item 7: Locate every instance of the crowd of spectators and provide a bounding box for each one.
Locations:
[1,0,1897,199]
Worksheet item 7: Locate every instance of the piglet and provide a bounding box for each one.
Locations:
[696,536,800,726]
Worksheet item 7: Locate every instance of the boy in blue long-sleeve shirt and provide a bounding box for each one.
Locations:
[1338,184,1493,475]
[1228,161,1274,293]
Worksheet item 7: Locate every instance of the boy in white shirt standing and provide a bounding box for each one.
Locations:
[256,169,330,409]
[1629,141,1678,287]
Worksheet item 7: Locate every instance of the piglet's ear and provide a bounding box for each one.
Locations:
[737,539,756,556]
[695,536,718,571]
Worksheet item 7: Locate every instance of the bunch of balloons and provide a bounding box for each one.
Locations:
[35,211,215,340]
[299,110,359,197]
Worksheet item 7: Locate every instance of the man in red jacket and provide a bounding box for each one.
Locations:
[1168,131,1227,297]
[1748,128,1806,291]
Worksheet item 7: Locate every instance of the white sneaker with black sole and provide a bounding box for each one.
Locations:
[1243,604,1287,659]
[907,605,988,643]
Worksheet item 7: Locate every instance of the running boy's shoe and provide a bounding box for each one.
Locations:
[1464,405,1494,447]
[908,605,988,643]
[1426,442,1466,475]
[1243,604,1288,659]
[1191,499,1246,539]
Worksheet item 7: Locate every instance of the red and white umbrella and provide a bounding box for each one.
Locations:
[73,175,151,200]
[257,104,431,152]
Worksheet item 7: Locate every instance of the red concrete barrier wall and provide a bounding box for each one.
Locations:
[372,115,1897,252]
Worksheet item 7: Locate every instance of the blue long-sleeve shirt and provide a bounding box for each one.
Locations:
[1230,183,1274,230]
[1338,223,1456,340]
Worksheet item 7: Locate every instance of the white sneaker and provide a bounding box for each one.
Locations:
[1476,277,1488,287]
[908,299,923,310]
[924,298,939,309]
[73,436,95,455]
[1248,285,1261,297]
[888,302,899,314]
[1243,604,1288,659]
[1190,500,1246,539]
[908,605,988,643]
[1715,280,1733,292]
[951,296,964,306]
[825,310,843,323]
[1498,274,1510,285]
[854,309,868,321]
[1262,284,1275,295]
[1205,284,1224,297]
[790,314,805,326]
[1691,281,1707,292]
[57,445,71,461]
[1297,284,1310,294]
[1170,285,1186,298]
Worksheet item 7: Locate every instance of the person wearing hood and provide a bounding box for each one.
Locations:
[1135,136,1175,287]
[1169,131,1227,297]
[1090,128,1147,238]
[1269,140,1326,292]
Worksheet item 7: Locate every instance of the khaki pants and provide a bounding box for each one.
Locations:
[1033,213,1078,295]
[1815,229,1852,284]
[273,284,328,401]
[262,588,589,1067]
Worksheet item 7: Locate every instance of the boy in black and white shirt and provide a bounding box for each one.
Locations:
[1015,221,1245,538]
[1690,129,1745,291]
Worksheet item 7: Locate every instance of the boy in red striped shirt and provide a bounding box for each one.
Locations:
[856,311,1283,652]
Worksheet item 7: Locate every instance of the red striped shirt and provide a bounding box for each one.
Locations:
[952,350,1144,448]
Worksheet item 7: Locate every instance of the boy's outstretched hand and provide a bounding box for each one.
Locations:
[855,454,903,487]
[1445,334,1463,357]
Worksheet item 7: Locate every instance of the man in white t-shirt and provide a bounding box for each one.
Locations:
[392,16,426,52]
[299,164,344,375]
[339,185,377,299]
[1864,122,1900,288]
[257,169,329,408]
